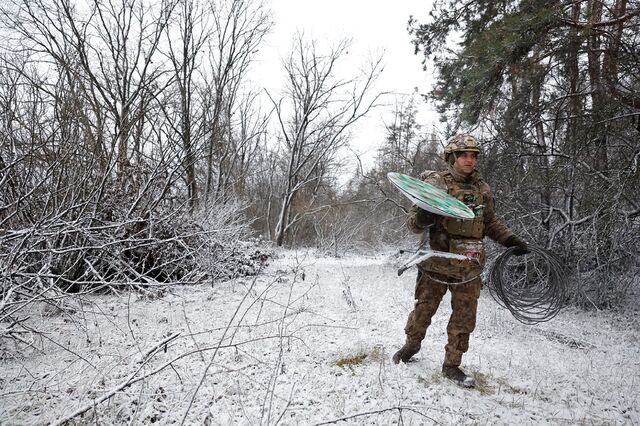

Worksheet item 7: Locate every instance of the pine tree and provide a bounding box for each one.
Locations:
[410,0,640,307]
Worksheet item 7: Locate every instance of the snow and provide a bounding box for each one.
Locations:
[1,248,639,425]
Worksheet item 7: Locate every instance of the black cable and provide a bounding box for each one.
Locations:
[486,246,569,325]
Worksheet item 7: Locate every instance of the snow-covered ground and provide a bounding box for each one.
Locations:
[1,249,639,425]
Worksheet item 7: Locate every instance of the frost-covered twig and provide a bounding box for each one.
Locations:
[179,275,261,425]
[50,333,181,426]
[262,264,298,425]
[312,406,442,425]
[136,332,181,364]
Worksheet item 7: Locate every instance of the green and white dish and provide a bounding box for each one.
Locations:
[387,172,475,219]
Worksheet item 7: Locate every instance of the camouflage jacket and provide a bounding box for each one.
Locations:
[406,167,513,279]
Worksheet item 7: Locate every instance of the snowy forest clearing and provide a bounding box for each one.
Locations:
[1,249,638,425]
[1,0,639,423]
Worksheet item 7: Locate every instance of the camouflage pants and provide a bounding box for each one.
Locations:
[403,270,481,367]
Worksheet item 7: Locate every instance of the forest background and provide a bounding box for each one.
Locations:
[1,0,639,333]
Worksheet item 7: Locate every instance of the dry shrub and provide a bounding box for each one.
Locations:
[0,200,273,345]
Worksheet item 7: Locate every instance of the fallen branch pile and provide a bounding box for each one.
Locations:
[0,208,272,347]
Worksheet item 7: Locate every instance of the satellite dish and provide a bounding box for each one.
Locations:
[387,172,475,220]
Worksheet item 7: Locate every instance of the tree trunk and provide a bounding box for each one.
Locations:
[586,0,608,173]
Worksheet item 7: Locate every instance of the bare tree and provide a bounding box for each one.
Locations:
[0,0,271,339]
[163,0,210,210]
[377,94,441,176]
[203,0,271,203]
[268,34,383,246]
[216,89,270,197]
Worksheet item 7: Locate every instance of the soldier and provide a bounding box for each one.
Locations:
[392,134,529,387]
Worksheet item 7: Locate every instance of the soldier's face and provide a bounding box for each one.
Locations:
[452,151,478,175]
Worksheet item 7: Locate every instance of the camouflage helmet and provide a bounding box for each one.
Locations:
[443,134,481,164]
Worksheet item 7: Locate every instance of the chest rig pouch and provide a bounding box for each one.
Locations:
[443,181,484,238]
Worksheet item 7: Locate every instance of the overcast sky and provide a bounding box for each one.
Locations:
[254,0,439,169]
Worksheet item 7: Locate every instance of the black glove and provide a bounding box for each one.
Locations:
[504,235,529,256]
[415,208,434,228]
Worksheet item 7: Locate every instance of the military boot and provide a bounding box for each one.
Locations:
[442,366,475,388]
[392,343,419,364]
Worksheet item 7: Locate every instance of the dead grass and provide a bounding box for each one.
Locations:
[335,353,368,368]
[334,345,385,369]
[471,371,494,395]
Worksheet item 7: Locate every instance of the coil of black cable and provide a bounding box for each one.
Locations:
[486,246,569,325]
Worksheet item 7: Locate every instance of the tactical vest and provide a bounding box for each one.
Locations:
[441,174,485,239]
[422,170,486,281]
